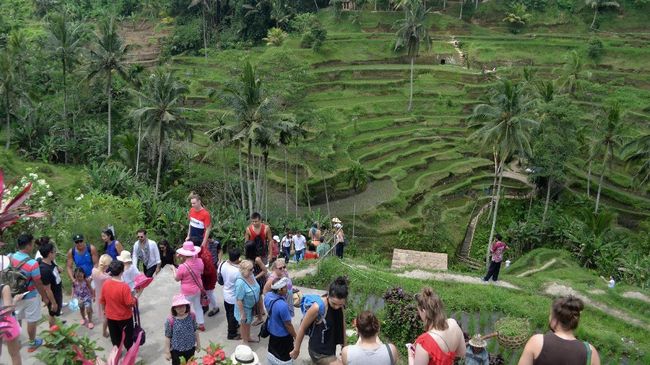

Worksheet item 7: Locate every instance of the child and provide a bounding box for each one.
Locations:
[72,267,95,329]
[92,254,112,337]
[165,294,201,365]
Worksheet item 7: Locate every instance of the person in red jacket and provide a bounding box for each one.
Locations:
[191,236,220,317]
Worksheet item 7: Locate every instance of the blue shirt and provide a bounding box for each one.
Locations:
[264,292,292,337]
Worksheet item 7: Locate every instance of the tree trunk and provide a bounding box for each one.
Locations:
[202,6,208,60]
[487,151,498,220]
[4,93,9,150]
[264,153,269,217]
[222,146,228,205]
[135,119,142,175]
[590,8,598,29]
[295,164,299,217]
[155,126,164,197]
[62,57,68,164]
[323,175,331,217]
[486,162,504,268]
[475,0,478,9]
[594,156,607,213]
[587,160,592,197]
[239,148,246,211]
[107,72,112,156]
[305,169,312,213]
[408,57,414,112]
[459,0,464,20]
[443,0,447,10]
[285,149,289,216]
[542,177,552,225]
[246,140,253,216]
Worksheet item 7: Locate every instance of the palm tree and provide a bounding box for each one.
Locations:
[188,0,211,60]
[394,0,431,112]
[622,133,650,188]
[0,53,17,150]
[469,79,538,266]
[87,17,130,157]
[585,0,619,30]
[130,70,191,196]
[558,50,591,96]
[593,103,624,213]
[222,61,277,216]
[46,12,86,162]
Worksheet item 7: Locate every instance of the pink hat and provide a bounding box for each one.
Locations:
[134,273,153,290]
[176,241,199,257]
[171,294,190,307]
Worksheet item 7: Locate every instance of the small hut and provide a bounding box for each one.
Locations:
[341,0,356,11]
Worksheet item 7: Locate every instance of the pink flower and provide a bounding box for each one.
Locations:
[202,354,216,365]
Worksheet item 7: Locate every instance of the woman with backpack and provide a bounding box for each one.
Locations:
[518,295,600,365]
[164,294,201,365]
[341,311,398,365]
[290,276,349,364]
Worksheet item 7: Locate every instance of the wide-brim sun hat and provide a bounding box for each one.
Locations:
[171,293,190,308]
[469,334,487,348]
[117,251,132,263]
[134,273,153,290]
[332,217,342,223]
[176,241,200,257]
[230,345,260,364]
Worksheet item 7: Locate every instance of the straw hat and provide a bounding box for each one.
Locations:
[332,217,342,224]
[230,345,260,365]
[176,241,200,257]
[171,294,190,308]
[469,334,487,348]
[117,251,133,263]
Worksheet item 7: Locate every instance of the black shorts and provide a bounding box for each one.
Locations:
[48,288,63,317]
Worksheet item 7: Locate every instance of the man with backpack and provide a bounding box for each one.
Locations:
[244,212,273,265]
[5,234,50,352]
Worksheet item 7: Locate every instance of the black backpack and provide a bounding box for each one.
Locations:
[217,261,226,286]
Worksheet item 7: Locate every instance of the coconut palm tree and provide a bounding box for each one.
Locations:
[45,12,86,162]
[130,70,191,196]
[558,50,591,96]
[593,103,624,213]
[622,133,650,188]
[585,0,619,30]
[394,0,431,112]
[87,17,130,157]
[469,79,538,266]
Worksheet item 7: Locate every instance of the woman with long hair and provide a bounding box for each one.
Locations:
[101,229,123,261]
[409,287,465,365]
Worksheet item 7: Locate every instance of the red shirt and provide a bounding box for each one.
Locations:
[305,251,318,260]
[189,208,211,234]
[100,279,135,320]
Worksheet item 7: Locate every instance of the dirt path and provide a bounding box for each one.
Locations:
[544,283,650,331]
[622,291,650,304]
[118,21,168,68]
[397,269,520,289]
[516,258,557,277]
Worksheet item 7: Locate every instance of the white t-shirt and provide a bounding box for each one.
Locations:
[294,234,306,251]
[122,264,140,290]
[221,261,240,304]
[281,235,293,248]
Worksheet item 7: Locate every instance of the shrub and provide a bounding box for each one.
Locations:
[36,320,102,365]
[263,27,288,46]
[289,12,317,33]
[300,31,315,48]
[164,17,203,55]
[587,38,604,61]
[502,3,532,34]
[382,287,421,356]
[86,162,146,198]
[299,21,327,50]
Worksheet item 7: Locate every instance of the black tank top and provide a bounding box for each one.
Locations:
[308,299,344,356]
[534,332,588,365]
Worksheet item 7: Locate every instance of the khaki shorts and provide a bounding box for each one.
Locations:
[15,294,42,323]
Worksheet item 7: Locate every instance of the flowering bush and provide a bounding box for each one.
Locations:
[2,169,54,212]
[36,321,103,365]
[0,169,47,245]
[181,343,231,365]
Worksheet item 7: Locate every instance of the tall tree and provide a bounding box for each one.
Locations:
[585,0,619,30]
[622,133,650,188]
[87,17,130,157]
[469,79,538,266]
[188,0,211,60]
[593,103,624,213]
[558,50,591,96]
[394,0,431,112]
[130,70,191,196]
[46,12,86,162]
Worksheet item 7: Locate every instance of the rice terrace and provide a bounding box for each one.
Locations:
[0,0,649,364]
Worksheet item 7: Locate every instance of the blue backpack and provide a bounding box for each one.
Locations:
[300,294,326,323]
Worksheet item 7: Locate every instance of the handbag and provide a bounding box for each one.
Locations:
[132,300,146,345]
[259,298,280,338]
[185,264,210,308]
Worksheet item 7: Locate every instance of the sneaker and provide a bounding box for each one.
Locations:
[207,308,220,317]
[27,338,44,352]
[198,324,206,332]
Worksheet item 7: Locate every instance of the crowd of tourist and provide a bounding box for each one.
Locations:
[0,191,600,365]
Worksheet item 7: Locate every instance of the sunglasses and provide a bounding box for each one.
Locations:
[75,240,83,243]
[137,236,145,239]
[277,266,286,270]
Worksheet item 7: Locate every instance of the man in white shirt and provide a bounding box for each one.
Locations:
[293,232,306,262]
[220,247,241,340]
[280,231,293,261]
[132,229,160,278]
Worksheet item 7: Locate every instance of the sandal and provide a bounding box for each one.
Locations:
[87,322,95,329]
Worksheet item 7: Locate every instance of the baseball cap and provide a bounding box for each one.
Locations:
[72,234,84,242]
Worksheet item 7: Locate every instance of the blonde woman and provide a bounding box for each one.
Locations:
[92,254,113,337]
[235,260,261,343]
[409,287,465,365]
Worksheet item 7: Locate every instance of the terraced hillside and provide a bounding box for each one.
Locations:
[169,10,650,256]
